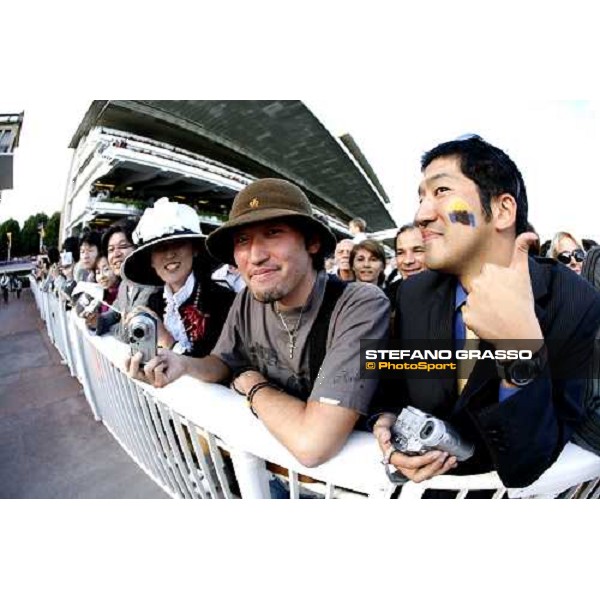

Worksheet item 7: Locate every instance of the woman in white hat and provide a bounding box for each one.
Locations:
[121,198,235,358]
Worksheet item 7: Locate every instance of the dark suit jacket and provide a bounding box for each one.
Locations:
[377,257,600,487]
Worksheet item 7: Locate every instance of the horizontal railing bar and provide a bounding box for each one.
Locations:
[29,279,600,500]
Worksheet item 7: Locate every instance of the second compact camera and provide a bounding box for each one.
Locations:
[391,406,474,462]
[127,312,157,365]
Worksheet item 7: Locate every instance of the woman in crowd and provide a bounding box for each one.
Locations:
[122,197,235,357]
[75,230,102,282]
[94,254,120,312]
[350,239,386,287]
[41,247,61,292]
[86,222,159,340]
[548,231,586,275]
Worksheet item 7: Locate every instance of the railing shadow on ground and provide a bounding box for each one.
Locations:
[29,277,600,499]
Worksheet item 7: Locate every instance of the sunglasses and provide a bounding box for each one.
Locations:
[557,249,586,264]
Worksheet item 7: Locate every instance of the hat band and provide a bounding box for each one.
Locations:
[135,228,200,246]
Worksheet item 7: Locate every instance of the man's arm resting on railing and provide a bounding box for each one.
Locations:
[233,369,359,468]
[126,349,231,387]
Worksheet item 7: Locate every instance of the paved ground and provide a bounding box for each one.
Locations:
[0,290,168,498]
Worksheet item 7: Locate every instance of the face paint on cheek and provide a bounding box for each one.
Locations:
[447,197,476,227]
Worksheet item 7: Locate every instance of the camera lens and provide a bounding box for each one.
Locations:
[132,327,145,338]
[420,421,435,439]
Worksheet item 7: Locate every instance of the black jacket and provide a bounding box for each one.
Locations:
[375,257,600,487]
[148,273,235,358]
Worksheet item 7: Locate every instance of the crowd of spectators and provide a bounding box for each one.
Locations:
[32,137,600,497]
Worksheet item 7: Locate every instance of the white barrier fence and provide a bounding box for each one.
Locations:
[30,277,600,499]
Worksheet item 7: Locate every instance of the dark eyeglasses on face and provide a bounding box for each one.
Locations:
[557,249,585,264]
[108,243,133,253]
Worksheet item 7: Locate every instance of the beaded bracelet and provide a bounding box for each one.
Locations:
[246,381,280,418]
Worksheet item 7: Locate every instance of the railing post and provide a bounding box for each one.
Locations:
[59,300,76,376]
[228,449,271,499]
[70,315,102,422]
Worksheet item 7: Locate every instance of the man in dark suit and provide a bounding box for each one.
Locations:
[372,136,600,488]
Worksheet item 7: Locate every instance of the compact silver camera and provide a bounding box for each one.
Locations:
[127,312,157,365]
[391,406,474,461]
[77,293,100,317]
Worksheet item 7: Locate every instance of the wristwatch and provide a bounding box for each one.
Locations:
[496,345,548,387]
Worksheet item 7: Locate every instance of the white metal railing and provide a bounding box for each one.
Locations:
[29,277,600,499]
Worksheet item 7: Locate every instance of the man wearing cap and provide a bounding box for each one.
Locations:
[132,179,390,468]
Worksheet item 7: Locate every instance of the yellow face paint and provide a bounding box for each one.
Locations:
[447,197,476,227]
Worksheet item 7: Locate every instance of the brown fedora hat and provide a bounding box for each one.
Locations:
[206,178,337,266]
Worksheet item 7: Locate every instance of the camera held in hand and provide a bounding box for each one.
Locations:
[391,406,474,462]
[127,312,157,365]
[76,293,100,318]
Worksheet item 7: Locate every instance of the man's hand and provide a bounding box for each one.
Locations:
[231,369,267,396]
[125,348,187,388]
[84,311,98,330]
[373,413,457,483]
[463,232,543,350]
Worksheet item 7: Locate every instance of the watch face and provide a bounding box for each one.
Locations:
[509,360,535,385]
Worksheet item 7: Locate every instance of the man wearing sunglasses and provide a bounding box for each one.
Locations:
[548,231,585,275]
[371,135,600,489]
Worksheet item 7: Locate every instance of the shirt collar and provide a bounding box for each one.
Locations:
[455,280,468,310]
[164,271,196,307]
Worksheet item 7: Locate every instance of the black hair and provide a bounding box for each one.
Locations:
[286,217,327,271]
[47,247,60,265]
[421,135,528,235]
[79,230,102,251]
[101,222,136,257]
[62,236,80,262]
[394,223,420,251]
[540,239,551,258]
[524,222,541,256]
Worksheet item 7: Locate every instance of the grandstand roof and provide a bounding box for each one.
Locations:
[69,101,396,231]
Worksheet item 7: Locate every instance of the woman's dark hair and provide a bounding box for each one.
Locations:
[421,135,528,235]
[350,239,386,286]
[62,236,80,262]
[47,246,60,265]
[524,222,541,256]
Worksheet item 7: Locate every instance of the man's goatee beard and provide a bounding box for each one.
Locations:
[251,289,284,304]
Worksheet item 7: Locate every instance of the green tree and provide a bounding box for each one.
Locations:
[0,219,22,260]
[21,213,49,256]
[45,211,61,249]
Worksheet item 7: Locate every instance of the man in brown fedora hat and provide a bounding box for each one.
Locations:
[129,178,390,469]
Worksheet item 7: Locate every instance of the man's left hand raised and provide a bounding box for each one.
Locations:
[463,232,544,351]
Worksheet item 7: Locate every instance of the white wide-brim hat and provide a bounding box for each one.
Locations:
[121,197,206,287]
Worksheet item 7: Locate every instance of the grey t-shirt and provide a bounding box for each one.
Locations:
[212,270,390,415]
